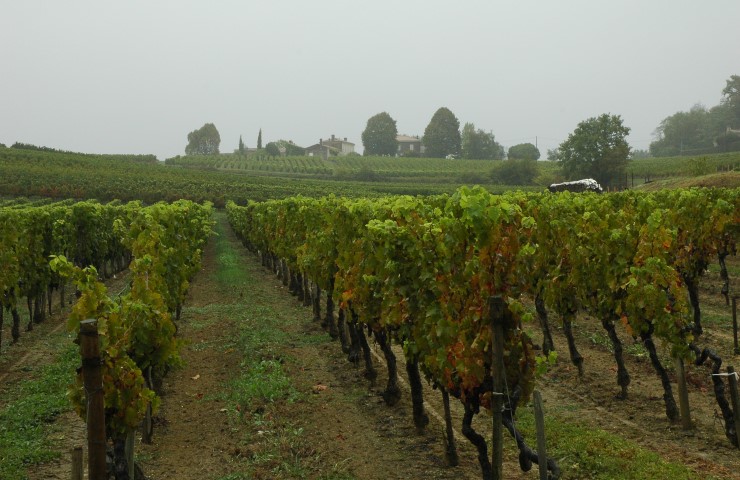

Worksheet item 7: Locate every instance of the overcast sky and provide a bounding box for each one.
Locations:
[1,1,739,160]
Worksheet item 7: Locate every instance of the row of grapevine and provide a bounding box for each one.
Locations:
[0,200,138,349]
[50,199,214,476]
[228,187,738,479]
[523,188,739,435]
[228,189,557,478]
[0,148,393,206]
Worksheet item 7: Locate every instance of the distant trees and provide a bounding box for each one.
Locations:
[265,142,280,156]
[722,75,740,127]
[238,135,245,154]
[262,140,304,157]
[649,105,714,157]
[508,143,540,161]
[491,158,538,185]
[257,129,263,150]
[185,123,220,155]
[461,123,505,159]
[558,113,630,186]
[362,112,398,156]
[650,75,740,156]
[423,107,461,158]
[276,140,305,156]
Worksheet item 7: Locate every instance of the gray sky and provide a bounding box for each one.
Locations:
[2,1,739,160]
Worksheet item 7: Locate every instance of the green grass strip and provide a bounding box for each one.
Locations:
[210,213,355,479]
[513,406,723,480]
[0,343,77,480]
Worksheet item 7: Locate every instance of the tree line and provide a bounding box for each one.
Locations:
[650,75,740,156]
[183,75,738,188]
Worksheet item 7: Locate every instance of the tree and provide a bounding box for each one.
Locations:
[461,123,505,160]
[185,123,220,155]
[423,107,461,158]
[257,129,263,150]
[508,143,540,161]
[238,135,245,155]
[491,158,538,185]
[546,148,560,161]
[361,112,398,156]
[558,114,630,186]
[649,105,712,157]
[265,142,280,156]
[722,75,740,127]
[648,76,740,156]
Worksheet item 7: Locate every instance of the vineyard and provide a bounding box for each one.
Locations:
[226,187,739,478]
[0,198,213,479]
[165,153,502,182]
[1,144,740,478]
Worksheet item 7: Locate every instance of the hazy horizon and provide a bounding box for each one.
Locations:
[2,1,739,160]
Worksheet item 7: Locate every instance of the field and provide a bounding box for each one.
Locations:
[0,147,739,480]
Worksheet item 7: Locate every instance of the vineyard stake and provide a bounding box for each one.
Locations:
[71,446,83,480]
[727,366,740,449]
[489,296,505,480]
[533,390,548,480]
[80,319,107,480]
[674,357,692,430]
[126,431,135,479]
[733,297,739,355]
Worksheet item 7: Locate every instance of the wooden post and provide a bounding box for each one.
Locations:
[733,297,739,355]
[80,319,107,480]
[71,446,83,480]
[141,367,153,445]
[533,390,548,480]
[489,296,505,480]
[126,431,135,480]
[674,357,692,430]
[727,366,740,449]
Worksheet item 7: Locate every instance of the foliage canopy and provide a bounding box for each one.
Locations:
[423,107,461,158]
[508,143,540,161]
[461,123,504,160]
[558,113,630,186]
[185,123,221,155]
[361,112,398,156]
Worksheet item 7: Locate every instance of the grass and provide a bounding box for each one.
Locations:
[0,342,77,480]
[209,212,355,479]
[707,261,740,279]
[587,331,648,358]
[512,406,725,480]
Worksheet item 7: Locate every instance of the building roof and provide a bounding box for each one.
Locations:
[397,135,421,142]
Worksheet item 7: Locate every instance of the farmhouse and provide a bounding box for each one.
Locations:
[397,135,423,156]
[305,135,355,160]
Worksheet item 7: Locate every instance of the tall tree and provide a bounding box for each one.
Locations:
[185,123,221,155]
[361,112,398,156]
[257,129,263,150]
[461,123,504,159]
[423,107,461,158]
[238,135,245,154]
[722,75,740,128]
[508,143,540,161]
[558,113,630,186]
